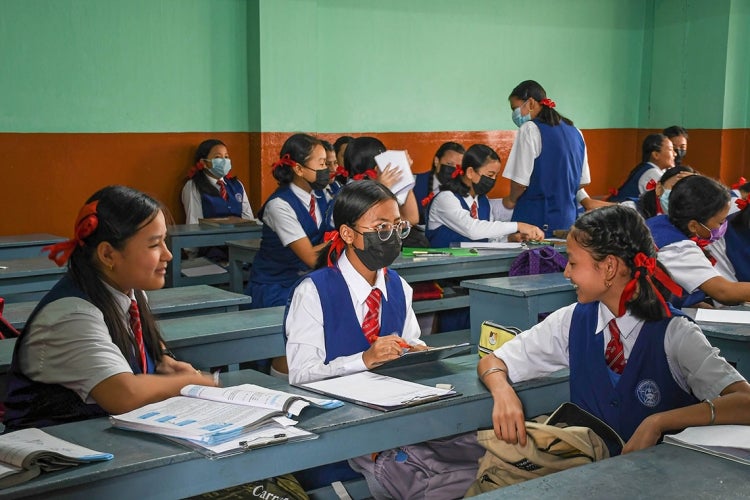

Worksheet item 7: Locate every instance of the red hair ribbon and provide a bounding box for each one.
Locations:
[324,230,346,267]
[43,200,100,267]
[617,252,682,317]
[334,165,349,178]
[735,197,748,211]
[607,187,619,198]
[689,236,717,265]
[272,153,298,171]
[731,177,747,190]
[540,98,556,108]
[186,161,205,179]
[451,165,465,179]
[352,169,377,181]
[421,192,435,207]
[645,179,657,191]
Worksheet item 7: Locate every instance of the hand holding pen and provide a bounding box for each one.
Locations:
[363,334,415,369]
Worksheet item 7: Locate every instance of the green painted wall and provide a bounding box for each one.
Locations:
[0,0,249,132]
[1,0,744,133]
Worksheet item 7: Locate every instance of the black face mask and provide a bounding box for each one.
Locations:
[307,168,330,191]
[675,149,687,163]
[353,231,402,271]
[436,164,458,185]
[473,175,496,196]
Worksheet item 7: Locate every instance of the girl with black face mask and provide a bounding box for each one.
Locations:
[413,142,465,225]
[425,143,544,247]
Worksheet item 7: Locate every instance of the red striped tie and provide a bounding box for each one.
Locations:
[309,195,317,224]
[605,319,626,374]
[470,200,478,219]
[129,299,147,372]
[362,288,382,343]
[217,179,228,201]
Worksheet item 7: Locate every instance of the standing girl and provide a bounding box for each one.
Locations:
[478,205,750,454]
[646,174,750,307]
[426,144,544,247]
[247,133,331,309]
[502,80,591,237]
[413,142,465,225]
[4,186,216,432]
[181,139,254,224]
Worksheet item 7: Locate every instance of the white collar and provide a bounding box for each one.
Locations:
[338,249,389,304]
[595,302,643,340]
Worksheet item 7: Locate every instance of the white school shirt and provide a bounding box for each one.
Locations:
[181,172,254,224]
[285,250,424,385]
[655,239,727,294]
[493,302,744,400]
[263,183,322,246]
[426,190,518,241]
[636,162,664,195]
[19,282,141,403]
[503,121,591,187]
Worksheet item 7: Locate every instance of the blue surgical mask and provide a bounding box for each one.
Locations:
[659,189,671,214]
[512,100,531,127]
[208,158,232,178]
[700,220,728,242]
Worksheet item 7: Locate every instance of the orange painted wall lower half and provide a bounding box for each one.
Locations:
[2,129,747,236]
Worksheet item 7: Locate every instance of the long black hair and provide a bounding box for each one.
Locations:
[509,80,573,127]
[637,165,695,218]
[315,180,397,269]
[343,136,386,179]
[570,205,672,321]
[272,133,322,185]
[668,175,730,235]
[191,139,226,197]
[68,185,167,368]
[440,144,499,197]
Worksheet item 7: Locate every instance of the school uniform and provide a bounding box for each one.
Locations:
[413,171,439,225]
[4,275,156,432]
[725,222,750,282]
[504,120,589,237]
[181,172,254,224]
[494,301,744,451]
[646,215,730,307]
[425,191,517,247]
[285,250,423,385]
[609,162,663,202]
[247,183,330,308]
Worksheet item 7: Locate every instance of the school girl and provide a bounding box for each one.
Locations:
[4,186,216,432]
[608,134,676,202]
[181,139,254,224]
[725,190,750,282]
[285,180,426,385]
[646,175,750,307]
[426,144,544,247]
[663,125,689,166]
[502,80,592,237]
[478,205,750,455]
[413,142,465,225]
[636,165,695,219]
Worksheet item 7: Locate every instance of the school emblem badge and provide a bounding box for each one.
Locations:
[635,379,660,408]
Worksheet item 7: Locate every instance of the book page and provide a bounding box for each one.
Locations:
[374,150,416,199]
[179,423,318,458]
[664,425,750,465]
[458,242,524,250]
[0,428,113,469]
[181,384,311,416]
[694,309,750,324]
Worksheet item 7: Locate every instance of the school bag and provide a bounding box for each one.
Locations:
[508,246,567,277]
[464,402,622,497]
[185,473,308,500]
[477,321,520,358]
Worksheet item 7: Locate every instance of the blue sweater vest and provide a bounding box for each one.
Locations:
[609,163,652,202]
[284,267,407,364]
[200,176,244,218]
[569,302,698,453]
[3,275,157,432]
[250,186,329,289]
[511,120,584,237]
[413,171,432,225]
[646,215,708,307]
[725,223,750,282]
[425,191,490,247]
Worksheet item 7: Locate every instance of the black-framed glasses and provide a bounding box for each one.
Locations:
[353,220,411,241]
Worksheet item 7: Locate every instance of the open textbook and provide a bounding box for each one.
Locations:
[663,425,750,465]
[110,384,342,445]
[0,428,113,489]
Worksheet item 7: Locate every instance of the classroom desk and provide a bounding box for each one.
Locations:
[0,256,65,300]
[688,305,750,379]
[166,223,263,288]
[462,273,577,346]
[471,443,748,499]
[0,234,65,260]
[3,284,253,330]
[226,238,261,292]
[1,356,570,499]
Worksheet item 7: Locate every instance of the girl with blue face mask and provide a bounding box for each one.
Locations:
[645,174,750,307]
[502,80,595,237]
[636,165,695,219]
[181,139,254,225]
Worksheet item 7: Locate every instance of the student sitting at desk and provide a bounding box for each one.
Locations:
[635,165,694,219]
[425,143,544,247]
[413,141,465,225]
[646,175,750,307]
[608,134,675,202]
[3,186,216,432]
[478,205,750,456]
